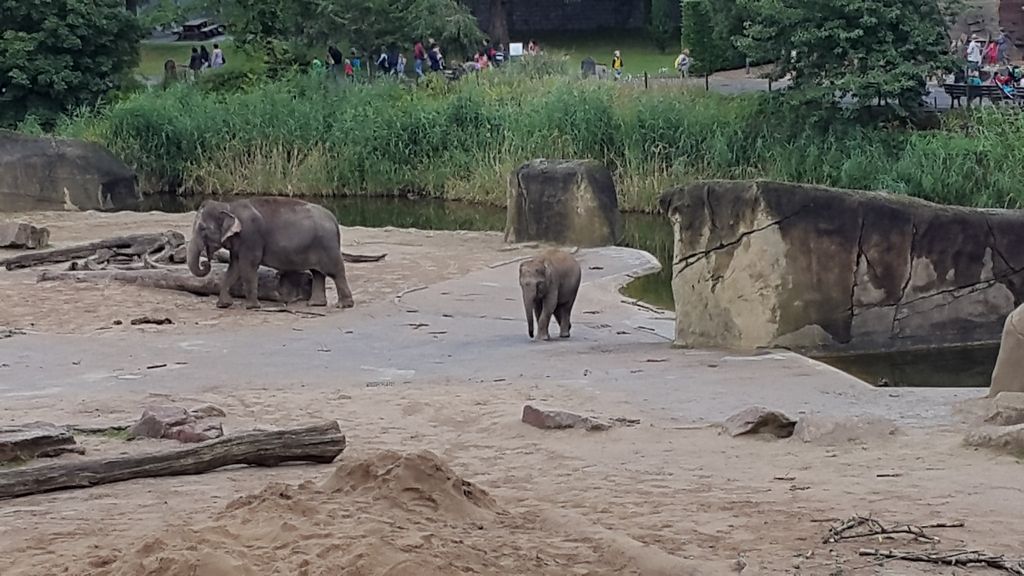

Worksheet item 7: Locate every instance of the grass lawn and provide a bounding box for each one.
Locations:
[137,39,251,77]
[531,32,681,77]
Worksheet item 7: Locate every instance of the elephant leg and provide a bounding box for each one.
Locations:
[309,270,328,307]
[217,257,241,308]
[241,263,261,309]
[555,303,572,338]
[328,256,355,309]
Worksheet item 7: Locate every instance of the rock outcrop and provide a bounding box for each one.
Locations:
[721,406,796,438]
[659,180,1024,354]
[505,159,623,247]
[0,422,84,462]
[990,304,1024,396]
[0,221,49,249]
[0,130,140,212]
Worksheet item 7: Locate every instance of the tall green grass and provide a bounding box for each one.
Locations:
[58,70,1024,212]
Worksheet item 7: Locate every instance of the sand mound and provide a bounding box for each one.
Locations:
[321,449,501,520]
[81,450,710,576]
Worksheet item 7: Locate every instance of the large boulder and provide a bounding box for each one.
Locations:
[505,159,623,247]
[990,305,1024,396]
[659,180,1024,354]
[0,130,141,211]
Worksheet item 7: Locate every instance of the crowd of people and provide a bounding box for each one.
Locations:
[186,43,225,79]
[315,37,535,81]
[954,31,1020,98]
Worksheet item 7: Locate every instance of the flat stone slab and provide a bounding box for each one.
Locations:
[0,422,83,462]
[522,405,610,432]
[964,423,1024,454]
[792,415,899,445]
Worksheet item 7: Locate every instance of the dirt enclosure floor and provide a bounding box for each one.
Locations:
[0,210,1021,576]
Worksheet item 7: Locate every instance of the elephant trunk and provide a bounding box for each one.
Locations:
[187,236,211,277]
[523,290,535,338]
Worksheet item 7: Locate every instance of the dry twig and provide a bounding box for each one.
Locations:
[858,548,1024,575]
[824,515,963,544]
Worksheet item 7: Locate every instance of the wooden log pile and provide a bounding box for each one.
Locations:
[0,420,347,500]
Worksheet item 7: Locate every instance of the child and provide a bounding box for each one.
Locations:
[611,50,623,81]
[344,58,355,81]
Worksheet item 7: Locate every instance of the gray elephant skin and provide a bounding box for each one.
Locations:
[519,249,582,340]
[187,197,355,309]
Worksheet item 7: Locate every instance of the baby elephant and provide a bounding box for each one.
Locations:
[519,249,582,341]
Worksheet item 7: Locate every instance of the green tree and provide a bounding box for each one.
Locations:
[737,0,955,116]
[680,0,748,80]
[649,0,679,53]
[0,0,143,127]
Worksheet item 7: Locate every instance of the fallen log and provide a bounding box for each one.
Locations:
[37,266,313,303]
[1,232,185,270]
[0,420,346,500]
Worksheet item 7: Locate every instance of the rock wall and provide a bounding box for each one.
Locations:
[659,180,1024,354]
[505,159,623,247]
[465,0,655,35]
[0,130,141,212]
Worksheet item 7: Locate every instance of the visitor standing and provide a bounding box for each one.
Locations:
[199,45,211,69]
[344,58,355,81]
[188,46,203,80]
[429,42,443,72]
[611,50,623,81]
[966,34,983,71]
[998,29,1011,66]
[376,46,390,74]
[351,48,362,72]
[210,43,225,68]
[675,50,690,79]
[395,53,407,76]
[493,43,506,67]
[413,40,427,78]
[328,45,344,78]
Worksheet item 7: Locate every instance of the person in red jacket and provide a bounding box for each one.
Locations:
[413,40,427,78]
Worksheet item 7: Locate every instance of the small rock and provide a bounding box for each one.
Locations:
[792,415,899,445]
[722,407,796,438]
[0,221,50,249]
[521,405,610,432]
[189,403,227,419]
[127,405,194,441]
[985,392,1024,426]
[164,422,224,443]
[964,424,1024,454]
[130,316,173,326]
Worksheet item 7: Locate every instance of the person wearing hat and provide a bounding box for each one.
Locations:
[967,34,983,71]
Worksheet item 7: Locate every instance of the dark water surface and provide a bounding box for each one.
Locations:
[139,193,994,388]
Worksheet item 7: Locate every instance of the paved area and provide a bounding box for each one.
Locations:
[0,246,983,426]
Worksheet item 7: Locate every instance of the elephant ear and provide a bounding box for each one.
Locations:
[219,210,242,244]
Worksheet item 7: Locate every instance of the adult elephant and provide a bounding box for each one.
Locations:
[187,197,355,310]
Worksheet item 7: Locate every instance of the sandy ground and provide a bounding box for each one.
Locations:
[0,210,1020,576]
[0,210,508,334]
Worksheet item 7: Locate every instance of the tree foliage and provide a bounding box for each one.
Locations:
[737,0,955,115]
[649,0,679,53]
[680,0,748,74]
[205,0,484,69]
[0,0,143,127]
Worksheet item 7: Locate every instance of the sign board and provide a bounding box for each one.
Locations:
[509,42,524,57]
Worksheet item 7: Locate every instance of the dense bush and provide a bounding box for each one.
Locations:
[57,71,1024,212]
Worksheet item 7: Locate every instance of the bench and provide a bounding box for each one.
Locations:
[943,83,1017,107]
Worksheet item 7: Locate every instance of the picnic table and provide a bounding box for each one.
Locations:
[942,83,1019,107]
[175,18,226,41]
